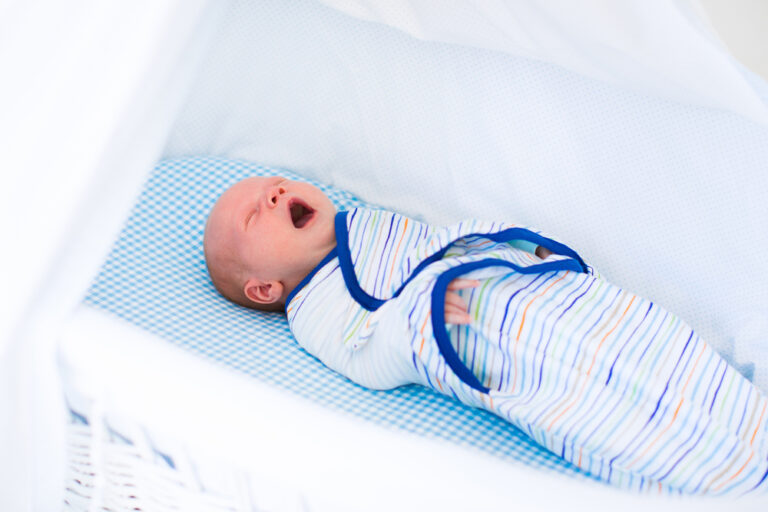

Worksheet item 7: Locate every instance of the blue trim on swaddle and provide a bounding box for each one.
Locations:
[481,228,588,273]
[431,257,587,393]
[334,209,589,313]
[395,228,588,300]
[335,211,387,311]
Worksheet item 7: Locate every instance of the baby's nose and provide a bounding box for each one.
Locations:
[267,185,286,207]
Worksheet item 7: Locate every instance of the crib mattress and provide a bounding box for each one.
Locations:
[81,156,597,482]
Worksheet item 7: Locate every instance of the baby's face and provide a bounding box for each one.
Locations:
[205,176,336,304]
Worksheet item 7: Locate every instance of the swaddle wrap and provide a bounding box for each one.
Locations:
[286,208,768,495]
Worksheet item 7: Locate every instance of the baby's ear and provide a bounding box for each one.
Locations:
[243,278,284,305]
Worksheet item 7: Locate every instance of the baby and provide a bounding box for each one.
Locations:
[205,176,768,496]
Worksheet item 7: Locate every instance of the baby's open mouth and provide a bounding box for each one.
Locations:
[289,199,315,229]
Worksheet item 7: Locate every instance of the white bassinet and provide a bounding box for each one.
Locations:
[3,1,768,511]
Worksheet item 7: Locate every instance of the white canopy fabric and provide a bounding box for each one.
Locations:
[1,1,767,510]
[0,1,218,509]
[319,0,768,125]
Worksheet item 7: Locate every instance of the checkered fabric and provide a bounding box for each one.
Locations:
[84,156,597,481]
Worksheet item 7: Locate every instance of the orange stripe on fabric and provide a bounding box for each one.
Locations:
[627,343,706,468]
[546,292,637,432]
[586,296,635,375]
[516,272,569,341]
[417,312,431,356]
[751,402,767,445]
[545,296,639,431]
[712,452,755,492]
[511,272,568,394]
[627,397,684,468]
[547,381,588,432]
[287,294,303,314]
[680,344,706,395]
[386,219,408,290]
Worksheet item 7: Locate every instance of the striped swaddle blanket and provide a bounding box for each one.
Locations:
[287,208,768,495]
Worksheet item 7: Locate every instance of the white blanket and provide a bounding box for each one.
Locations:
[288,207,768,495]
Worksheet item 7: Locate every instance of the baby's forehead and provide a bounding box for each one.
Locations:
[230,175,279,193]
[217,176,279,207]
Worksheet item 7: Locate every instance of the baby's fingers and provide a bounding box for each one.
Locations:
[445,309,472,325]
[447,278,481,291]
[444,291,468,311]
[444,291,472,325]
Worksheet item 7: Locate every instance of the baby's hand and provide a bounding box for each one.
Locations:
[444,278,480,325]
[535,245,553,259]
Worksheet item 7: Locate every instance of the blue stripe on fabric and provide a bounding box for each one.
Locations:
[525,271,584,398]
[708,362,727,414]
[374,214,397,296]
[691,438,739,493]
[656,419,710,482]
[615,328,694,466]
[605,302,654,385]
[735,387,753,437]
[580,307,666,463]
[750,466,768,493]
[648,331,695,426]
[527,275,594,402]
[69,408,89,426]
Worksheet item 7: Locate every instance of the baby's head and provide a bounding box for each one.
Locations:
[203,176,336,310]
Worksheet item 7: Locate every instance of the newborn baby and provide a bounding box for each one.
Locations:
[204,176,768,496]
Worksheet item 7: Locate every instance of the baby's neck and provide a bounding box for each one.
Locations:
[280,239,337,305]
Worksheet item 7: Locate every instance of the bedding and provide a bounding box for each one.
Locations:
[83,156,598,482]
[165,0,768,395]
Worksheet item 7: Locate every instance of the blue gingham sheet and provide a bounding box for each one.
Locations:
[83,156,597,482]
